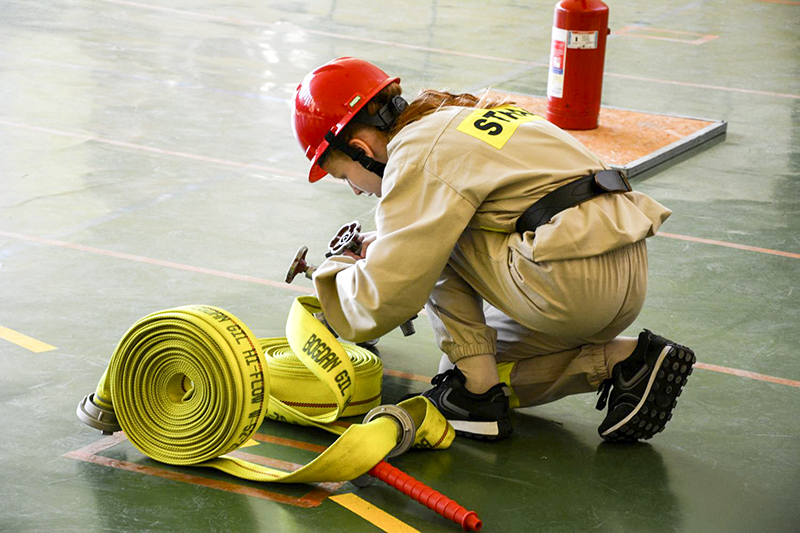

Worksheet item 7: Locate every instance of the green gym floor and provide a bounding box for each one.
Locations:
[1,1,798,532]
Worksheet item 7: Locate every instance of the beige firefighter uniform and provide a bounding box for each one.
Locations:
[313,105,671,407]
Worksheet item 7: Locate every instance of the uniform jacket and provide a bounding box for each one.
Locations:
[313,106,671,342]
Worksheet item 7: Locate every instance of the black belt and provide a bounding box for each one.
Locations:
[515,170,632,234]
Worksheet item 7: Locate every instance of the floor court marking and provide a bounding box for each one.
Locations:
[62,432,344,508]
[0,229,314,294]
[4,53,291,104]
[383,368,431,384]
[97,0,544,67]
[0,119,303,180]
[614,26,719,45]
[0,119,355,190]
[330,493,421,533]
[695,362,800,388]
[95,0,799,100]
[251,433,327,453]
[0,325,57,353]
[657,232,800,260]
[65,432,415,527]
[2,229,798,388]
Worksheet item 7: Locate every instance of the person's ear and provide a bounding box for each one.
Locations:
[348,138,373,158]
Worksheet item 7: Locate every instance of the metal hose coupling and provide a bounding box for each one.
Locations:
[76,393,121,435]
[351,404,417,488]
[362,404,417,458]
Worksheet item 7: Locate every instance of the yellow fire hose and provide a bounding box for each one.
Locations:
[78,295,455,484]
[77,294,488,529]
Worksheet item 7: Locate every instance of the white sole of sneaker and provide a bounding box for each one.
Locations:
[450,419,501,437]
[600,345,670,437]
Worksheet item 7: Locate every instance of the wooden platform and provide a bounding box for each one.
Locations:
[485,91,727,178]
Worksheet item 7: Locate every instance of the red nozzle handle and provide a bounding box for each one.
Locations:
[368,460,482,532]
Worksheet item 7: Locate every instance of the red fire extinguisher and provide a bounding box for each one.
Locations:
[545,0,610,130]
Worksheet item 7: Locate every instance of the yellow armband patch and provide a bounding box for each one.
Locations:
[456,105,543,149]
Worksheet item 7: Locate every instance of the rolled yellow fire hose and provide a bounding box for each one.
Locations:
[85,295,453,483]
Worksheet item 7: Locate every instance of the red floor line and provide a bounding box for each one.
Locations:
[0,230,314,294]
[63,433,342,507]
[96,0,798,100]
[305,28,546,66]
[98,0,543,67]
[616,26,718,37]
[389,365,800,389]
[228,450,346,499]
[0,119,304,178]
[64,451,324,505]
[602,72,799,99]
[657,232,800,259]
[613,34,715,46]
[4,230,798,388]
[383,368,431,384]
[613,26,720,46]
[251,433,328,453]
[229,450,306,471]
[695,362,800,388]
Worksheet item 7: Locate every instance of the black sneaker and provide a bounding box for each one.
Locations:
[596,330,696,442]
[420,367,513,441]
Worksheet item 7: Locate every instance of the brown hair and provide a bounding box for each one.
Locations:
[390,87,515,137]
[327,83,515,161]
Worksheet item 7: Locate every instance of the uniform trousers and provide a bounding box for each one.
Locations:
[425,230,649,407]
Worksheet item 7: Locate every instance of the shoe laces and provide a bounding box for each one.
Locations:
[595,379,613,411]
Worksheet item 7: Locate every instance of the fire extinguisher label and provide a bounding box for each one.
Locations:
[568,31,598,49]
[456,105,544,149]
[547,27,568,99]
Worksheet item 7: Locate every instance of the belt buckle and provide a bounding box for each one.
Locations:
[594,170,631,193]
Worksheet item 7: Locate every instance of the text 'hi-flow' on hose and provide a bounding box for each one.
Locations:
[77,295,482,532]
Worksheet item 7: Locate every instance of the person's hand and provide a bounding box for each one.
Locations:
[343,231,376,260]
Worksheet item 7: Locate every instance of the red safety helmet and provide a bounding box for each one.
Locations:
[292,57,400,182]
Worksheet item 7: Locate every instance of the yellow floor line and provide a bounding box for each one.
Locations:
[0,326,57,353]
[330,493,420,533]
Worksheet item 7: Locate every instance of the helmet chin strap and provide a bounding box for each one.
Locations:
[323,96,409,179]
[324,132,387,178]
